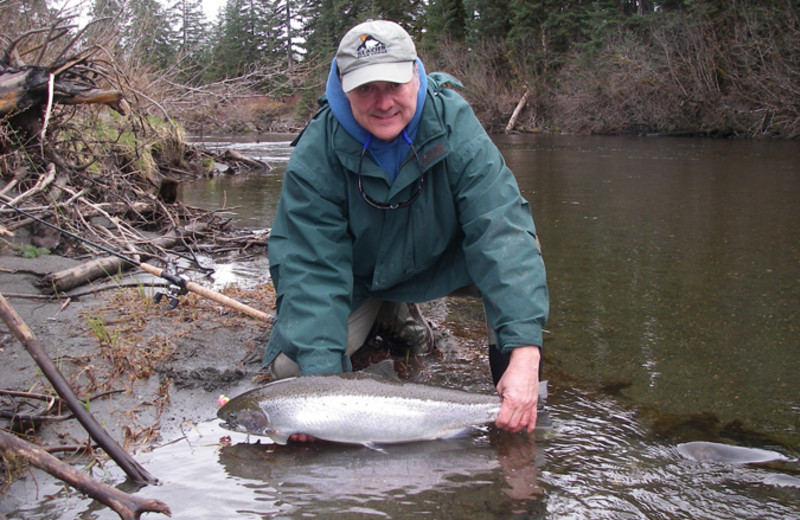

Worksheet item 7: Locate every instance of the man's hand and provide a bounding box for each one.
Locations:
[495,346,541,433]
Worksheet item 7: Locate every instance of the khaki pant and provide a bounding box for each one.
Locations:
[270,297,385,379]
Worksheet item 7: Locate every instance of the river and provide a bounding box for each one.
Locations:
[184,133,800,442]
[12,134,799,519]
[181,133,800,518]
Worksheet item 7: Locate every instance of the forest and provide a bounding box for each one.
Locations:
[4,0,800,137]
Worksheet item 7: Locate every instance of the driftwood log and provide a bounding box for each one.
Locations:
[221,149,270,172]
[38,222,208,294]
[0,292,158,485]
[0,430,171,520]
[505,89,530,134]
[0,61,128,117]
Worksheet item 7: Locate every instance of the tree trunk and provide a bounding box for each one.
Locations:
[0,65,127,117]
[505,89,530,134]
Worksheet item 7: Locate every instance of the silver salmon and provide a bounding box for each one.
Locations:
[217,370,525,446]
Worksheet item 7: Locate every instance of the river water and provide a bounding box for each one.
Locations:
[9,134,800,519]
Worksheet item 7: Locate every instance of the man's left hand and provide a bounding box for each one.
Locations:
[495,346,541,433]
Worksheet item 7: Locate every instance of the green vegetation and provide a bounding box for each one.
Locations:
[12,1,800,137]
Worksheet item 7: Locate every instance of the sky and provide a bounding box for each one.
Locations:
[199,0,225,21]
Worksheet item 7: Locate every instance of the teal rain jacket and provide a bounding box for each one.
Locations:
[263,73,548,375]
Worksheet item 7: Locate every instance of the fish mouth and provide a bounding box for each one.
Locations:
[218,420,243,432]
[218,420,258,435]
[218,420,274,438]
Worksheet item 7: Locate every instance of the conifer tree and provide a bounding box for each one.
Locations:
[422,0,467,52]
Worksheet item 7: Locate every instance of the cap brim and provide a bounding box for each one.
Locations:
[341,62,415,93]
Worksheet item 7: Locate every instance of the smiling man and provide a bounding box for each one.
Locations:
[263,20,549,435]
[338,25,420,141]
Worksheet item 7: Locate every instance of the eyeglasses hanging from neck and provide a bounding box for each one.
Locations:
[357,131,425,210]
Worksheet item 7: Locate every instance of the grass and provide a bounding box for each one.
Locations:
[0,238,50,258]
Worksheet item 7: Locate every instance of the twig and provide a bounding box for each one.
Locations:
[0,292,159,485]
[5,163,56,206]
[40,72,55,156]
[0,430,171,520]
[0,389,62,402]
[0,178,18,196]
[0,410,73,423]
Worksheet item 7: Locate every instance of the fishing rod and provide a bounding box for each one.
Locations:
[1,199,273,323]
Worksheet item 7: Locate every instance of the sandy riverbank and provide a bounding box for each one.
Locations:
[1,225,272,456]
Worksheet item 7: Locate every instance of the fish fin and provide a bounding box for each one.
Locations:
[270,431,291,445]
[362,442,387,453]
[539,380,548,402]
[535,409,554,430]
[360,359,400,380]
[440,427,471,440]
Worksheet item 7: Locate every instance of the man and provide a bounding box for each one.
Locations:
[263,20,548,434]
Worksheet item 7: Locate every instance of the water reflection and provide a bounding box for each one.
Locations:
[181,134,292,230]
[218,432,544,519]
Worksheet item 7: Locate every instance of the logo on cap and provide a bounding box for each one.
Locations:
[356,34,387,59]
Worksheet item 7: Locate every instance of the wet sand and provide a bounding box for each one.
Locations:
[1,227,268,453]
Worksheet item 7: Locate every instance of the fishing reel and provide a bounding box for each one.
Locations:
[153,272,189,310]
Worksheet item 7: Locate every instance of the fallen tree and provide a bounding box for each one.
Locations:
[0,57,128,118]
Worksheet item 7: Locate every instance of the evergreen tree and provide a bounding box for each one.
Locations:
[303,0,365,64]
[86,0,126,51]
[125,0,178,68]
[464,0,511,41]
[211,0,265,77]
[169,0,210,82]
[207,0,296,79]
[303,0,422,64]
[422,0,467,52]
[86,0,178,68]
[172,0,208,57]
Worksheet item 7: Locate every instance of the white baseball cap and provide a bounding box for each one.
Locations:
[336,20,417,93]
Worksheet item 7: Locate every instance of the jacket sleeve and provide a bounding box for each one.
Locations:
[265,121,354,375]
[440,89,549,352]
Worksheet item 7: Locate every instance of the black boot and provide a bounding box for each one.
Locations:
[375,302,435,356]
[489,345,510,386]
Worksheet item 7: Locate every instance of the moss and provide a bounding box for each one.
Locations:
[72,113,190,184]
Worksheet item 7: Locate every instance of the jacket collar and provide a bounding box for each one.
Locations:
[333,78,450,191]
[326,57,428,181]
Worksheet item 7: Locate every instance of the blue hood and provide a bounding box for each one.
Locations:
[326,57,427,181]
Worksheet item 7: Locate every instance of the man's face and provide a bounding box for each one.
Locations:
[345,72,419,142]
